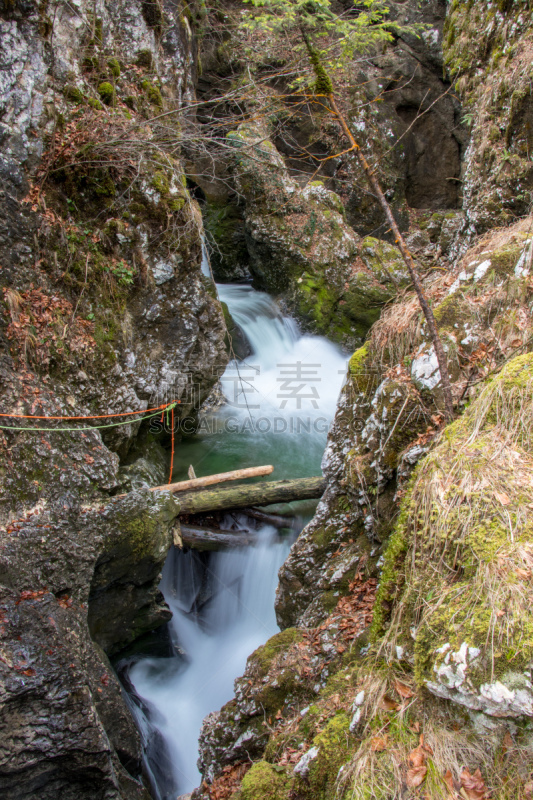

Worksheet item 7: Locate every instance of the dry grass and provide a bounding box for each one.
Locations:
[379,355,533,687]
[369,295,422,370]
[3,288,22,322]
[338,665,532,800]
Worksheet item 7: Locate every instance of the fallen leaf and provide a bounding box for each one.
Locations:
[394,679,415,699]
[370,735,388,752]
[406,765,427,788]
[501,731,513,754]
[460,767,489,799]
[379,695,400,712]
[443,769,455,791]
[524,780,533,799]
[409,744,426,769]
[516,568,532,580]
[494,491,511,506]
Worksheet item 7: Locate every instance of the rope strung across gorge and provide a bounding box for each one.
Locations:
[0,402,179,484]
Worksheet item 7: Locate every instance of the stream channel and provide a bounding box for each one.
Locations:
[120,279,347,799]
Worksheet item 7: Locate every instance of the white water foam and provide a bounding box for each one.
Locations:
[126,285,347,797]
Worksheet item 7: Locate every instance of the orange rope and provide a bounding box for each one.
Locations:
[168,406,175,484]
[0,404,172,420]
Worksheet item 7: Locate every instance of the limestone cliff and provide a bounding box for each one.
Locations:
[0,0,227,796]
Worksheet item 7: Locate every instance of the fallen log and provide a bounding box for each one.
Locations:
[179,523,255,552]
[176,477,326,516]
[151,465,274,493]
[239,507,296,529]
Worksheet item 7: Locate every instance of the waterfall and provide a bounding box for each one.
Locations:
[122,286,347,798]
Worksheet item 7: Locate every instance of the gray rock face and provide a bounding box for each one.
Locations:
[0,489,179,799]
[0,0,227,795]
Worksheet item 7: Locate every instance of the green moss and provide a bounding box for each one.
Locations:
[141,79,163,107]
[360,237,407,285]
[296,273,338,334]
[370,499,410,640]
[240,761,290,800]
[152,170,170,195]
[348,344,376,395]
[306,713,353,799]
[250,628,302,676]
[94,17,103,44]
[88,97,103,110]
[64,85,85,104]
[136,48,153,68]
[373,353,533,683]
[348,345,367,377]
[321,589,343,612]
[311,521,340,548]
[169,197,185,211]
[490,240,528,277]
[82,55,98,71]
[97,81,115,106]
[107,57,121,77]
[308,48,333,96]
[433,293,468,331]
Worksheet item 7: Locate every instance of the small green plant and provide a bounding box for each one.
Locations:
[106,259,135,285]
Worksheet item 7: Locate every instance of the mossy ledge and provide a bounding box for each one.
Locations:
[373,353,533,714]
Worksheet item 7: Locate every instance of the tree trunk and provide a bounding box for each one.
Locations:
[176,476,326,515]
[300,30,453,424]
[326,93,454,422]
[178,523,255,551]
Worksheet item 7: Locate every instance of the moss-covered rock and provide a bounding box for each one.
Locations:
[88,489,179,654]
[97,81,115,105]
[249,628,303,676]
[135,48,153,68]
[444,0,533,230]
[374,353,533,717]
[359,237,409,287]
[225,122,405,348]
[141,79,163,107]
[203,201,250,282]
[64,84,85,104]
[240,761,291,800]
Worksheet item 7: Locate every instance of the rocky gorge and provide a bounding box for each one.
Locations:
[2,0,533,798]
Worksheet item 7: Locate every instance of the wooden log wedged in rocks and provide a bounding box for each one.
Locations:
[179,524,255,551]
[176,477,326,515]
[151,465,274,493]
[239,507,296,529]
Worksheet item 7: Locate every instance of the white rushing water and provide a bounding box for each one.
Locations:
[126,285,347,798]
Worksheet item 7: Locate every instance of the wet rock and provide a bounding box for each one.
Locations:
[444,1,533,233]
[88,490,179,655]
[0,486,178,798]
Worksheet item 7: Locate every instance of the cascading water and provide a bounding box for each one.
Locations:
[123,284,347,799]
